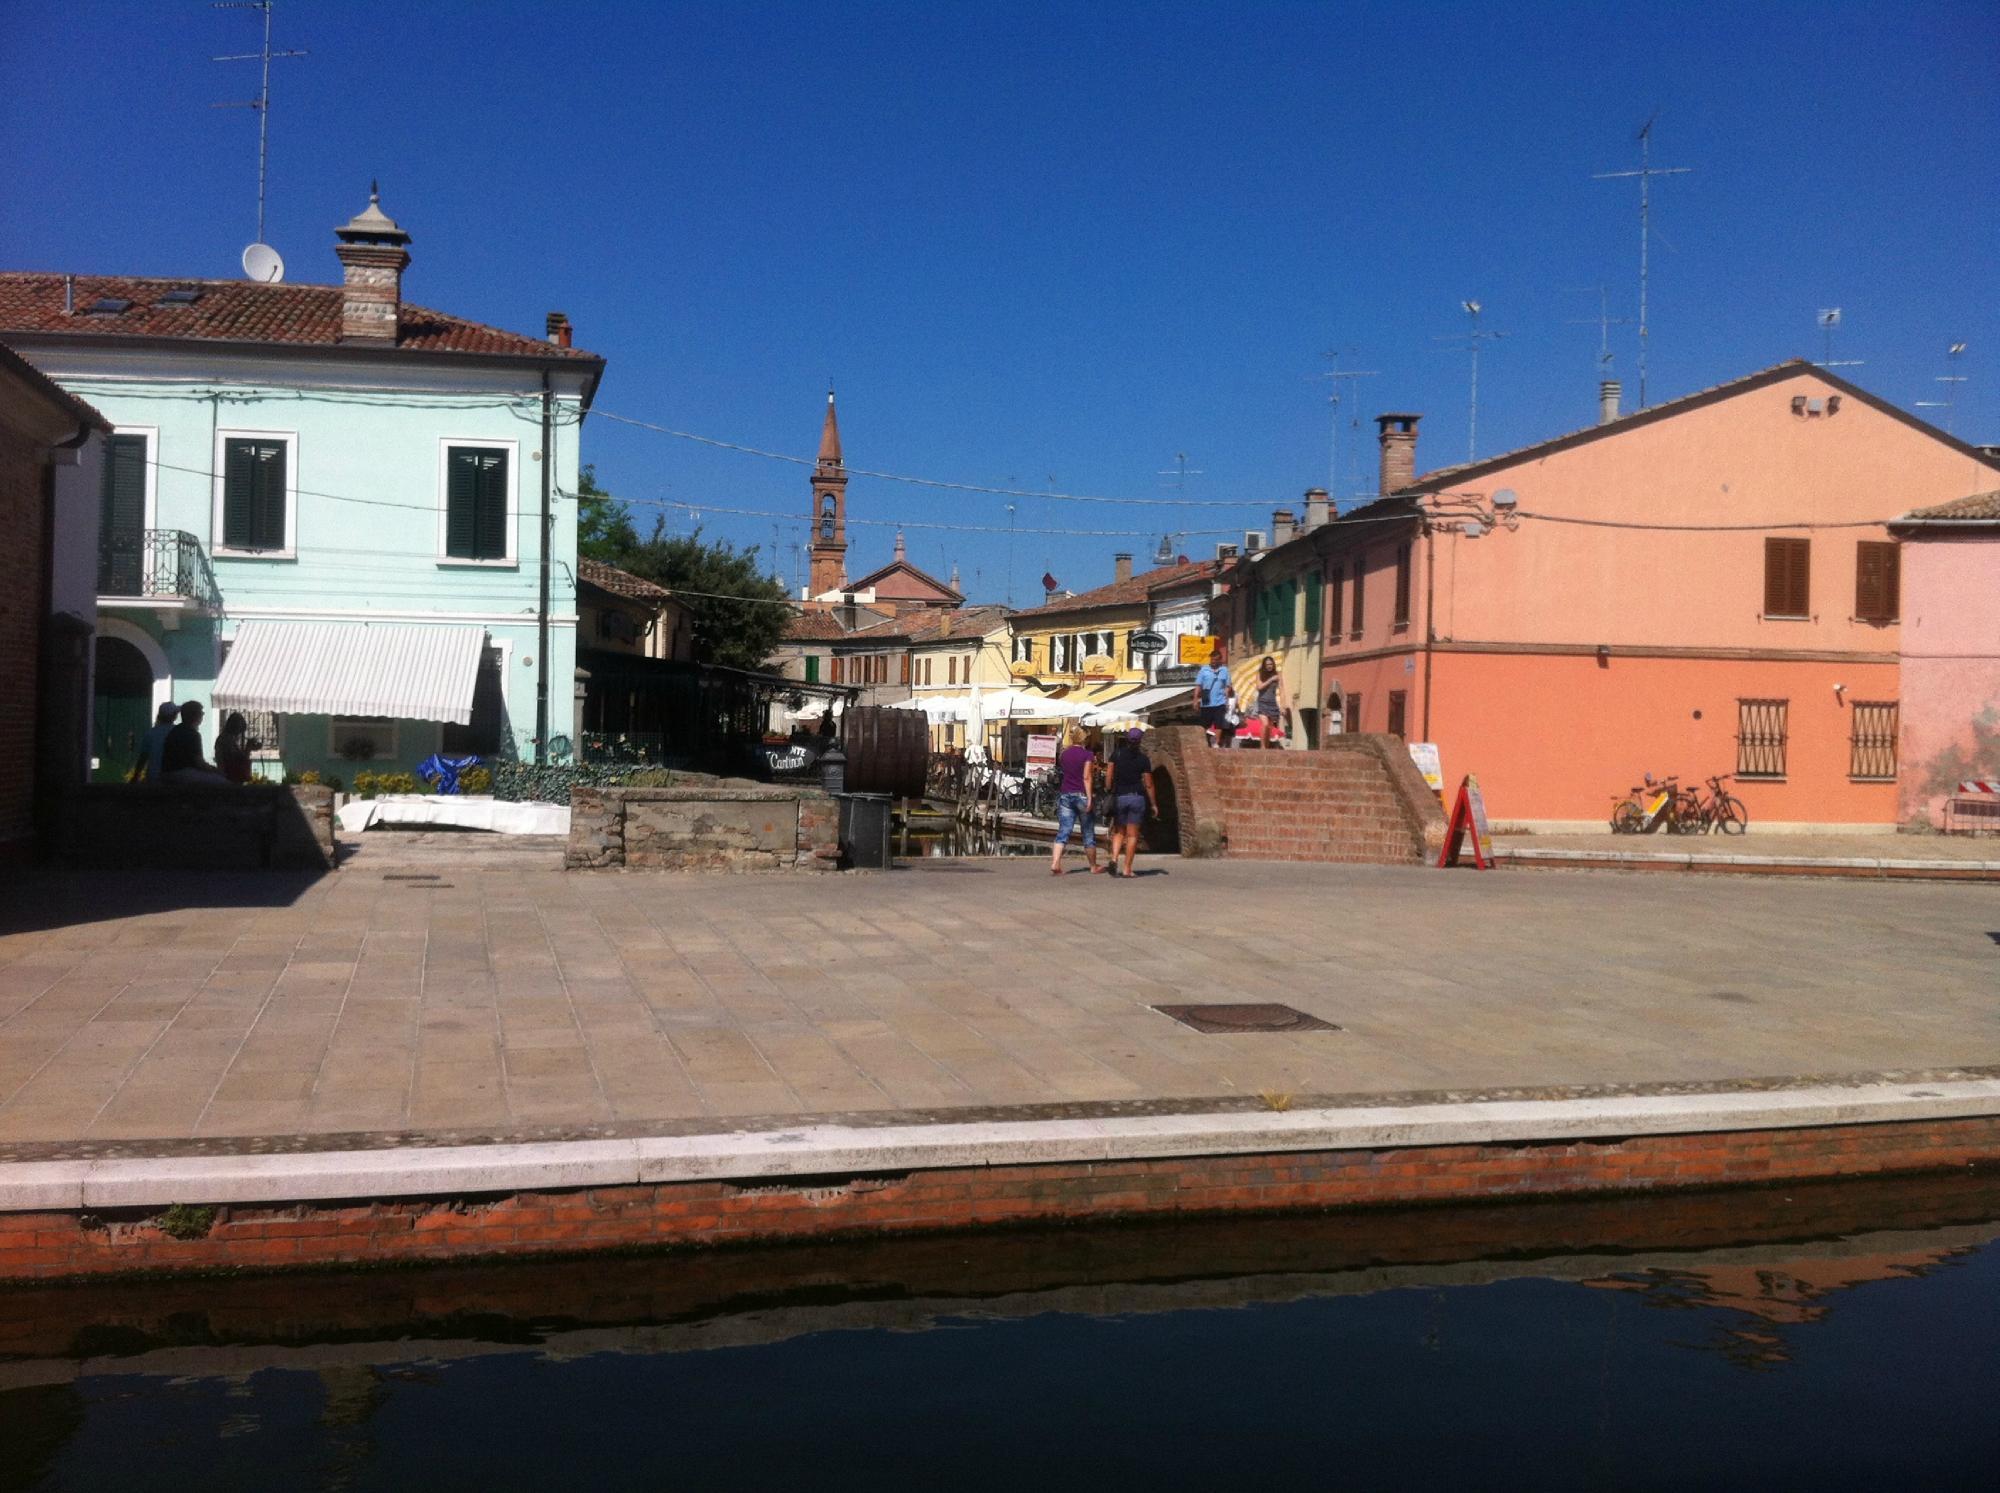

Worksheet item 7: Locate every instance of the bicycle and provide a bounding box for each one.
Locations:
[1610,775,1696,834]
[1681,774,1749,835]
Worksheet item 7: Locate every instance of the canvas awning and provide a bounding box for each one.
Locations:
[213,621,487,724]
[1090,683,1194,720]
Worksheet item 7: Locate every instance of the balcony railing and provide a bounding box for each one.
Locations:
[98,529,222,609]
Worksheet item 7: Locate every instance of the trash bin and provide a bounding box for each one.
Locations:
[838,792,893,870]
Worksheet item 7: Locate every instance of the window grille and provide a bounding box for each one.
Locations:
[1736,698,1789,778]
[1849,700,1898,780]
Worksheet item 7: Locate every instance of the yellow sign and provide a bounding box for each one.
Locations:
[1008,658,1039,678]
[1178,634,1221,666]
[1081,653,1119,678]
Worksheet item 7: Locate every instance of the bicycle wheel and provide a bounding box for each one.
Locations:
[1715,795,1748,835]
[1610,801,1643,834]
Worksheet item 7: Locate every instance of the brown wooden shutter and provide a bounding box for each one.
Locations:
[1855,541,1899,622]
[1351,558,1366,636]
[1327,567,1343,641]
[1393,543,1412,626]
[1764,537,1810,617]
[830,655,843,684]
[900,652,910,685]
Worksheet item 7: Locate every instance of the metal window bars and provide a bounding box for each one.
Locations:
[1736,698,1789,778]
[1848,700,1899,780]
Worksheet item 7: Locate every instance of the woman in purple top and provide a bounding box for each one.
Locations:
[1048,728,1104,875]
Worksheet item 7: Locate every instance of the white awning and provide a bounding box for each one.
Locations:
[1094,683,1194,719]
[214,622,486,724]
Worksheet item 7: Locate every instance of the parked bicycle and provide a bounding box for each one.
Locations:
[1609,774,1700,834]
[1679,773,1749,835]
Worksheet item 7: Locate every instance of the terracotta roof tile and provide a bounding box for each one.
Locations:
[0,273,598,363]
[1008,559,1219,619]
[578,557,671,602]
[1897,490,2000,523]
[904,606,1009,645]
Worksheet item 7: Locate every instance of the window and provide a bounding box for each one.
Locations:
[1736,698,1789,778]
[1386,690,1407,739]
[804,655,819,684]
[1347,693,1363,732]
[1326,566,1343,642]
[1849,700,1899,780]
[947,656,957,685]
[1051,634,1072,672]
[1012,635,1034,664]
[1393,543,1412,628]
[442,647,506,756]
[1855,542,1900,623]
[444,444,511,562]
[899,653,910,685]
[1763,538,1810,618]
[1350,556,1366,638]
[331,717,398,763]
[217,434,291,553]
[97,432,149,595]
[830,655,843,684]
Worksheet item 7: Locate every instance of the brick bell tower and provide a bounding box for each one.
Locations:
[807,390,848,598]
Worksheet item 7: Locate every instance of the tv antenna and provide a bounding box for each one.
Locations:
[1593,114,1691,409]
[1914,341,1969,433]
[1567,286,1633,373]
[1810,307,1865,371]
[1157,452,1205,494]
[1318,351,1379,503]
[1432,301,1507,462]
[212,0,306,278]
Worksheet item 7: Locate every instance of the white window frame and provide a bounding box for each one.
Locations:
[436,436,520,568]
[211,428,299,560]
[330,716,399,762]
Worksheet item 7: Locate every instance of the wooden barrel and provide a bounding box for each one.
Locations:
[842,706,929,797]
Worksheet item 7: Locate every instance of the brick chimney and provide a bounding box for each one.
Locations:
[1377,413,1421,494]
[1113,552,1133,584]
[1599,379,1622,426]
[332,183,412,344]
[546,311,573,349]
[1303,488,1330,530]
[1271,508,1295,546]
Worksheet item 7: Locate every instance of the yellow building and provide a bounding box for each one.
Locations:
[905,606,1011,750]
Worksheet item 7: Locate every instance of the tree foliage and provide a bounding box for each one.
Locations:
[575,466,791,670]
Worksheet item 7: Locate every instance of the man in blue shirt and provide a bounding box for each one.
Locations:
[1194,645,1236,747]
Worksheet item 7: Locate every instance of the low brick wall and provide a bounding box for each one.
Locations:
[568,782,840,872]
[1147,726,1447,863]
[2,1115,1995,1281]
[55,783,334,871]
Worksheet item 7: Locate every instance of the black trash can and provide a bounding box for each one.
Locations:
[838,792,893,870]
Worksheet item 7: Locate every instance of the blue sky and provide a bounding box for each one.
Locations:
[7,1,1996,604]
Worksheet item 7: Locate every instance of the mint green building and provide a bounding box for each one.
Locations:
[0,191,603,782]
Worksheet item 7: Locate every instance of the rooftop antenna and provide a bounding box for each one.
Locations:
[1004,502,1016,609]
[1915,341,1969,433]
[1593,114,1691,410]
[1566,286,1633,373]
[1157,452,1205,496]
[1432,301,1508,462]
[212,1,306,281]
[1318,350,1379,503]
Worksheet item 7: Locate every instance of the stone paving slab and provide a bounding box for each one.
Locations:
[1,856,1997,1152]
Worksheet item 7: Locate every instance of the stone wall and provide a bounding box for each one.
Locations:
[55,783,336,871]
[568,782,840,872]
[1147,726,1447,864]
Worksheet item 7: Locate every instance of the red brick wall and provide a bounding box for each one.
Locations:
[4,1115,1996,1282]
[0,422,47,851]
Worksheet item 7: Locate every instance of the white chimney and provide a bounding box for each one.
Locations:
[1303,488,1329,530]
[1599,379,1622,426]
[1271,509,1295,546]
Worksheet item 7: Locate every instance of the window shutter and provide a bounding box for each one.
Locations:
[1394,543,1412,625]
[446,450,477,558]
[900,652,910,685]
[1856,541,1899,623]
[1351,562,1366,634]
[1765,537,1809,616]
[473,450,508,560]
[251,441,286,549]
[99,434,147,593]
[223,439,256,549]
[804,655,819,683]
[830,655,843,684]
[1327,568,1343,640]
[1303,569,1322,636]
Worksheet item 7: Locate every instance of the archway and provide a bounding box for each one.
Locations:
[1144,760,1182,854]
[92,636,155,781]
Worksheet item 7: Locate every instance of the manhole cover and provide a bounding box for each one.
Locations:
[1153,1003,1340,1034]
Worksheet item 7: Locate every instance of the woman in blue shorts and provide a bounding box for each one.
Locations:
[1106,728,1159,878]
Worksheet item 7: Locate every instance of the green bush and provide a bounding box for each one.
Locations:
[353,769,421,799]
[489,761,680,803]
[459,765,493,795]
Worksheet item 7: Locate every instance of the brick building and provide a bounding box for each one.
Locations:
[0,343,109,856]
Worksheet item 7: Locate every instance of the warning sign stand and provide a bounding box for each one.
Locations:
[1438,774,1495,869]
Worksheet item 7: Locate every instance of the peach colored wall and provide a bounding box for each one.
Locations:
[1898,531,2000,824]
[1425,651,1902,825]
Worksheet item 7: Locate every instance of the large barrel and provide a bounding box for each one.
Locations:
[841,706,929,798]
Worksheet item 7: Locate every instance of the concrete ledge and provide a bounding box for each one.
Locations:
[8,1077,1998,1214]
[1498,847,2000,880]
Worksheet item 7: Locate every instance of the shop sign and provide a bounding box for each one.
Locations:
[1128,630,1169,655]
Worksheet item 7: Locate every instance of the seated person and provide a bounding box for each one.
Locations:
[161,701,228,784]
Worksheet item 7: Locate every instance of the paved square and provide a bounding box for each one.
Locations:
[1,855,1996,1148]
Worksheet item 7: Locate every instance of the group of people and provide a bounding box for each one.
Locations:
[1196,645,1288,748]
[129,701,259,786]
[1049,725,1160,878]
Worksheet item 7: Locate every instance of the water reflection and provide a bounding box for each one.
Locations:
[5,1174,1998,1490]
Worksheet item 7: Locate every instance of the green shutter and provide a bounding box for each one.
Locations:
[1303,571,1322,636]
[99,435,147,593]
[473,450,508,560]
[804,655,819,683]
[223,439,255,549]
[448,448,508,560]
[223,439,286,550]
[251,442,285,549]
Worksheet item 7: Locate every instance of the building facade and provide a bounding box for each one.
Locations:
[0,190,603,783]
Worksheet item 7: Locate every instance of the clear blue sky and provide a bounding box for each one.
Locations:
[8,1,1996,605]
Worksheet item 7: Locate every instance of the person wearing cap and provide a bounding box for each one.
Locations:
[129,701,180,783]
[1106,727,1158,878]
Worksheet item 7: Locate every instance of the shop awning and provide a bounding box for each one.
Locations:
[1093,683,1194,718]
[213,621,486,724]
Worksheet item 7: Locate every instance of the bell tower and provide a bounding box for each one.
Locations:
[807,390,848,597]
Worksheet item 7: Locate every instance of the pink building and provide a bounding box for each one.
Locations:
[1891,491,2000,827]
[1313,363,2000,829]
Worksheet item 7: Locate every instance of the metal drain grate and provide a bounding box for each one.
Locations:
[1152,1003,1340,1034]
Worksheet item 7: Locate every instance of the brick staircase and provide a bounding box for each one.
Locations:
[1147,727,1447,866]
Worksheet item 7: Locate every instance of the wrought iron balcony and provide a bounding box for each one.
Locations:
[98,528,222,610]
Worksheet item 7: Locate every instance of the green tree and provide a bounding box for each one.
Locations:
[576,464,639,563]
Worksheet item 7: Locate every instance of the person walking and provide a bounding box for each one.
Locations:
[1249,655,1287,748]
[1195,644,1236,747]
[1048,727,1103,875]
[128,701,179,783]
[1106,728,1158,878]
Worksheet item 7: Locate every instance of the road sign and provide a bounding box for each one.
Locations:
[1128,630,1169,655]
[1439,774,1494,869]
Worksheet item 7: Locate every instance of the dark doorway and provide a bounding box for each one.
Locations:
[91,636,154,782]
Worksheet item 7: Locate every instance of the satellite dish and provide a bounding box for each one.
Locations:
[242,243,285,283]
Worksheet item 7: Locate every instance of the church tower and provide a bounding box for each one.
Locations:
[807,391,848,597]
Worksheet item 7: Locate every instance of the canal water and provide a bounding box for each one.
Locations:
[4,1173,1996,1491]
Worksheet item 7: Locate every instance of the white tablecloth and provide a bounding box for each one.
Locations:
[335,794,569,836]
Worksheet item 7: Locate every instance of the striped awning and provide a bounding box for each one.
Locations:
[213,622,486,724]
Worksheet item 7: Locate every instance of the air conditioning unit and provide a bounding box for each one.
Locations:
[1215,542,1239,560]
[1242,530,1266,554]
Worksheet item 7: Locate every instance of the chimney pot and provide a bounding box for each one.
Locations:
[1113,552,1133,584]
[1598,379,1622,426]
[1271,508,1295,546]
[1303,488,1330,531]
[546,311,573,349]
[1376,413,1421,495]
[332,186,412,344]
